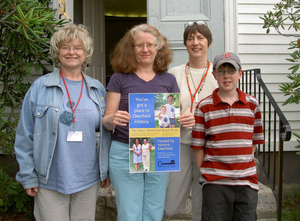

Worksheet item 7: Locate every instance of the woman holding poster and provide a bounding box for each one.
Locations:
[102,24,179,221]
[163,22,218,220]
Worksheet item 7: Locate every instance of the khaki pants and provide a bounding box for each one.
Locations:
[163,143,202,221]
[34,182,100,221]
[142,152,150,170]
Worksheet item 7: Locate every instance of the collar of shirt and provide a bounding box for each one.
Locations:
[212,88,247,106]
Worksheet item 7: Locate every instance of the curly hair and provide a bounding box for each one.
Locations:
[50,23,93,71]
[183,22,213,47]
[110,24,173,74]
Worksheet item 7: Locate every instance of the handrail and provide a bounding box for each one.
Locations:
[256,72,292,142]
[239,68,292,221]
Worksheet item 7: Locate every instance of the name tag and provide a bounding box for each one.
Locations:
[67,131,83,142]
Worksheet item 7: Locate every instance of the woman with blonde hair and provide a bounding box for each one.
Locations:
[14,23,111,221]
[103,23,179,220]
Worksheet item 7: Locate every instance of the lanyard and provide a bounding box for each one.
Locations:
[60,70,84,131]
[185,61,210,112]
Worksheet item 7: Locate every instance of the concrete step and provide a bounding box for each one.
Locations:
[95,181,276,220]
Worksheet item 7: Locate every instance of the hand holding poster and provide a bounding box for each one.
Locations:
[129,93,180,173]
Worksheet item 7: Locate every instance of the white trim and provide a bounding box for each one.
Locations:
[224,0,238,53]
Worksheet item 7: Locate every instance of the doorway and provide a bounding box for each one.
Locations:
[74,0,147,85]
[105,0,147,84]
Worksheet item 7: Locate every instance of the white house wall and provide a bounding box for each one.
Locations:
[237,0,299,150]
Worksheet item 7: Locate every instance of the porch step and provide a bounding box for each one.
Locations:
[95,182,276,220]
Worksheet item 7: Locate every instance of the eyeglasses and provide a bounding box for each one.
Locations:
[133,43,157,50]
[184,21,208,29]
[215,69,237,76]
[60,46,83,52]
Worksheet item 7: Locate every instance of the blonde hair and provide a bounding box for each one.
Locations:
[160,105,166,110]
[50,23,93,71]
[110,23,173,74]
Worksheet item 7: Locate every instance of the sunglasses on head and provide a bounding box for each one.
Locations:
[184,21,208,29]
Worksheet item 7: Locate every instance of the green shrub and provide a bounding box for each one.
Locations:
[260,0,300,153]
[0,0,66,218]
[0,164,31,215]
[0,0,66,155]
[282,188,300,220]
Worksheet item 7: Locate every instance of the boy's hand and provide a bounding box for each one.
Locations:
[252,144,256,154]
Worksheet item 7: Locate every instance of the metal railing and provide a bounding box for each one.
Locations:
[239,68,292,220]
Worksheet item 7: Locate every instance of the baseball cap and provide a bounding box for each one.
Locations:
[213,52,242,70]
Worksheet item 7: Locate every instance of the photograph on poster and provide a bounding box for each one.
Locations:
[129,93,180,173]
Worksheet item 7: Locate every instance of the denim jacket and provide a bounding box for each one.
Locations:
[14,69,111,189]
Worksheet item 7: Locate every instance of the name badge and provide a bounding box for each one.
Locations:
[67,131,83,142]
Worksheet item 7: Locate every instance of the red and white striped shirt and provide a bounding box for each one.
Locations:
[191,88,264,190]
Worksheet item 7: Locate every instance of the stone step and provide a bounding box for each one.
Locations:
[95,182,277,220]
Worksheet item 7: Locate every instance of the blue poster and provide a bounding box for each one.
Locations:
[155,137,180,171]
[129,93,155,128]
[129,93,180,173]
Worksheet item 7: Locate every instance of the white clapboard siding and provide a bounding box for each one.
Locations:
[238,0,299,150]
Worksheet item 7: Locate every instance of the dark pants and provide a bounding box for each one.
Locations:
[202,184,258,221]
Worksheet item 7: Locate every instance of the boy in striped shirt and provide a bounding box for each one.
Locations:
[191,52,264,221]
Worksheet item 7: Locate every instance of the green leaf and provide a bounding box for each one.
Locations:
[16,5,24,19]
[286,58,295,62]
[27,26,40,39]
[0,1,7,9]
[24,8,34,20]
[22,26,30,40]
[15,200,24,212]
[292,65,300,74]
[16,24,22,32]
[293,132,300,139]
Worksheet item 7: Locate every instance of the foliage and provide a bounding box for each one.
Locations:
[260,0,300,150]
[0,0,66,155]
[293,132,300,155]
[0,162,31,216]
[154,93,180,109]
[260,0,300,106]
[281,188,300,220]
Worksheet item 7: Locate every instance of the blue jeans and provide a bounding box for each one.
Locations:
[109,140,169,221]
[169,118,177,127]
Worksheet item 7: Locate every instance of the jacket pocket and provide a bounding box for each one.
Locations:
[33,105,50,135]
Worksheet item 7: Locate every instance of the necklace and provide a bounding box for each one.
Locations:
[60,70,84,132]
[185,61,210,112]
[188,65,207,100]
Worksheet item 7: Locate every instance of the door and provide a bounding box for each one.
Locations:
[82,0,106,85]
[147,0,224,68]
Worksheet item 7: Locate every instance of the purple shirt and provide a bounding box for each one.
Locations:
[107,72,180,144]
